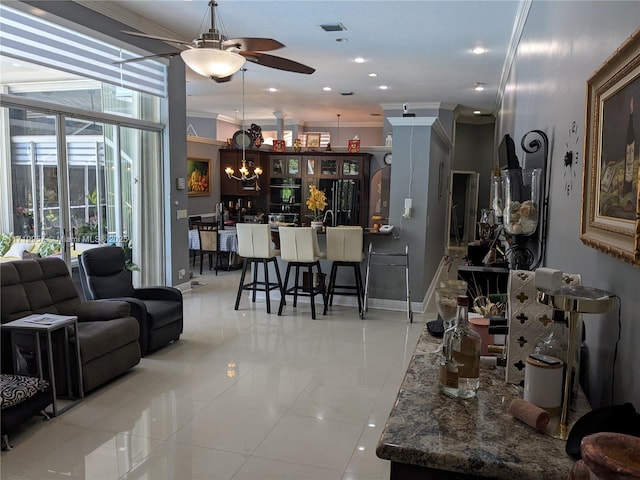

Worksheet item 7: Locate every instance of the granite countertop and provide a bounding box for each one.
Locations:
[376,327,587,479]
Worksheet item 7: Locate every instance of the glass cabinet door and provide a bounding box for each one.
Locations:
[342,159,360,176]
[319,158,338,176]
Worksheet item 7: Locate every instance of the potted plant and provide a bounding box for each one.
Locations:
[305,185,327,229]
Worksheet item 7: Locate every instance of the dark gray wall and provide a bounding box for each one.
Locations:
[454,122,495,211]
[498,1,640,408]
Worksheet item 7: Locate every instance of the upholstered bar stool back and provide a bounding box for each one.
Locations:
[324,227,365,314]
[234,224,283,314]
[277,227,327,320]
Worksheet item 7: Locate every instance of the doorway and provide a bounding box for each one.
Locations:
[446,170,479,249]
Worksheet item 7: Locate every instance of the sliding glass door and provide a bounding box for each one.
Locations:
[4,104,163,285]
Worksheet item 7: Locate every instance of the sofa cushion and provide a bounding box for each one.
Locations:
[0,374,50,409]
[77,317,139,364]
[0,259,81,323]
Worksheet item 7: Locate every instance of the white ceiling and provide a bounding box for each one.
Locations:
[6,0,524,126]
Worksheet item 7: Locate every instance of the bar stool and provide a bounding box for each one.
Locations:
[234,223,284,314]
[277,227,327,320]
[323,227,364,315]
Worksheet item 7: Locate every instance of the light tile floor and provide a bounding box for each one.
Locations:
[1,266,426,480]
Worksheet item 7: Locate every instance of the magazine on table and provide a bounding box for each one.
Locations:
[21,314,76,326]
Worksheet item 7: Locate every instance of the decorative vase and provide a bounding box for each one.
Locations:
[311,221,323,230]
[580,432,640,480]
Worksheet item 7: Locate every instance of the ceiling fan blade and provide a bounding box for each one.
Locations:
[239,51,315,75]
[121,30,192,46]
[223,37,284,52]
[113,52,179,65]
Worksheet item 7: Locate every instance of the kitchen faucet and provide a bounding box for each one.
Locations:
[323,209,334,227]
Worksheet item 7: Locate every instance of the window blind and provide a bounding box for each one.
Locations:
[0,4,166,97]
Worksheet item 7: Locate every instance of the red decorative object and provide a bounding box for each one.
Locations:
[272,140,286,152]
[348,139,360,153]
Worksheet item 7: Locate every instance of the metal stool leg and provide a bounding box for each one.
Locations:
[361,243,373,319]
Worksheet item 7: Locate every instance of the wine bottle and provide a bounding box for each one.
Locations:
[624,98,635,195]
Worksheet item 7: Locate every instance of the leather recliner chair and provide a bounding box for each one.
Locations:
[78,246,183,356]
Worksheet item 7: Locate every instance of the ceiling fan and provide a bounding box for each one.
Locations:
[118,0,315,83]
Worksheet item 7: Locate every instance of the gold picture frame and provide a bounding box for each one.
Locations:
[580,28,640,267]
[306,133,321,149]
[187,158,211,196]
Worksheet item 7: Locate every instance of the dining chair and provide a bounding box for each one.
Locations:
[189,216,202,265]
[197,223,227,275]
[277,227,327,320]
[323,226,364,315]
[234,223,284,314]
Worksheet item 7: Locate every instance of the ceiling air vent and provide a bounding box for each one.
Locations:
[340,92,354,96]
[320,23,346,32]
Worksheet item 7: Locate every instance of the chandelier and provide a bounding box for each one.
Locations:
[224,69,262,182]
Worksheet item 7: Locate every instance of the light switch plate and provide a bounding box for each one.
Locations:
[176,177,186,190]
[177,209,188,220]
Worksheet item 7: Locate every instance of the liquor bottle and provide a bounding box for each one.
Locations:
[439,295,481,398]
[624,98,635,195]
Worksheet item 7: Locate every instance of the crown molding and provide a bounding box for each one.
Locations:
[74,0,183,42]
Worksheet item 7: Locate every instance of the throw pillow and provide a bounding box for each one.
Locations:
[3,242,32,258]
[38,238,61,257]
[0,232,12,256]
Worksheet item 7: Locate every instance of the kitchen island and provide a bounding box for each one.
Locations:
[376,326,587,479]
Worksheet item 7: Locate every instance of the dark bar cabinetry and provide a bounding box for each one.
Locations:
[270,152,371,226]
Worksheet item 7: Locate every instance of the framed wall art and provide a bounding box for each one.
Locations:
[187,158,211,196]
[580,28,640,267]
[306,133,321,149]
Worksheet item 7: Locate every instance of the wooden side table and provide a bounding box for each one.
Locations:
[2,314,84,416]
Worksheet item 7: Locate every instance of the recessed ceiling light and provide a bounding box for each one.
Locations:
[368,73,378,77]
[336,38,348,43]
[323,87,332,91]
[474,110,482,115]
[358,446,365,451]
[472,47,487,55]
[268,87,277,92]
[354,57,365,63]
[474,83,485,91]
[379,85,388,90]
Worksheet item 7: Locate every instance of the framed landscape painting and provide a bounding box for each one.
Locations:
[187,158,211,196]
[581,28,640,267]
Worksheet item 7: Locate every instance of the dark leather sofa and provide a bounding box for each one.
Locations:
[78,246,183,356]
[1,257,141,446]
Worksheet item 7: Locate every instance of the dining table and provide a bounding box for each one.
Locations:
[188,226,238,253]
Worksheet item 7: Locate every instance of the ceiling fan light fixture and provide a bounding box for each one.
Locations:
[180,48,246,79]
